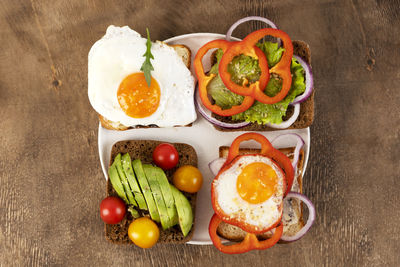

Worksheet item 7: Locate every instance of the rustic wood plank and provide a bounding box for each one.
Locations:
[0,0,399,266]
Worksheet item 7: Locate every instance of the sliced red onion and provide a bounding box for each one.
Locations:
[291,55,313,105]
[264,103,300,129]
[226,16,278,42]
[280,192,315,242]
[208,158,226,176]
[194,85,251,129]
[271,133,305,171]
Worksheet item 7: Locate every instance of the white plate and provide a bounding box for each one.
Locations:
[98,33,310,245]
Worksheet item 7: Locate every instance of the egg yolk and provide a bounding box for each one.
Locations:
[236,162,278,204]
[117,72,160,118]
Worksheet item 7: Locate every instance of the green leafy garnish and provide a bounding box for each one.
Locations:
[140,28,154,87]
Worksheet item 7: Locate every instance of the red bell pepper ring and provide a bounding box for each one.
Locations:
[211,133,293,234]
[218,42,269,97]
[219,28,293,104]
[193,39,255,116]
[209,213,283,254]
[223,133,294,196]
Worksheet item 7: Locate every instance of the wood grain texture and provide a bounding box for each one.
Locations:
[0,0,399,266]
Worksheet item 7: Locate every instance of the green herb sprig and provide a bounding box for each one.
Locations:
[140,28,154,87]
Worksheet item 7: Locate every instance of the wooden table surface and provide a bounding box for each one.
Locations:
[1,0,399,266]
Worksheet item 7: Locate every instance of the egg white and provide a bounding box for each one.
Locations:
[88,25,196,127]
[213,155,285,231]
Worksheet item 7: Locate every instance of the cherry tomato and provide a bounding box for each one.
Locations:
[173,165,203,193]
[153,143,179,170]
[100,196,126,224]
[128,217,160,248]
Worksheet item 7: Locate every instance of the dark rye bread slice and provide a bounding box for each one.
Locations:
[216,146,305,242]
[211,40,314,132]
[105,140,197,244]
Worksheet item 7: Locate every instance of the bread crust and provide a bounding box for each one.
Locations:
[216,146,305,242]
[210,40,314,131]
[105,140,197,244]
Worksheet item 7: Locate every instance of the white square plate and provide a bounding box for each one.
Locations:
[98,33,310,245]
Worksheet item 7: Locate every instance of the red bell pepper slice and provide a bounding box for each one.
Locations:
[209,213,283,254]
[218,43,269,97]
[218,28,293,104]
[193,39,255,116]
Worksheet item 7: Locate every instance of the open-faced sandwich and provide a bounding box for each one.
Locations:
[207,133,315,254]
[194,17,314,131]
[88,26,196,130]
[100,140,203,248]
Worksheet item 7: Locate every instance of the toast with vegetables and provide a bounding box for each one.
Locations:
[194,17,314,131]
[210,40,314,131]
[105,140,197,244]
[216,146,305,241]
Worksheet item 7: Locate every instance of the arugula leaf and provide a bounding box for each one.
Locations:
[140,28,154,87]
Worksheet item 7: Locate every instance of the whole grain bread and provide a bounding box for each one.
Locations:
[105,140,197,244]
[216,146,305,242]
[99,44,192,131]
[211,40,314,131]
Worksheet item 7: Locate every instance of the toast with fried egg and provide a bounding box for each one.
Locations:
[216,146,305,241]
[98,44,192,131]
[89,26,196,131]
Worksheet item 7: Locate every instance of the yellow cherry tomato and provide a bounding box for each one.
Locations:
[173,165,203,193]
[128,217,159,248]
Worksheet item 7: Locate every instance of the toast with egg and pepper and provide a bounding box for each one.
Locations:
[105,140,197,244]
[215,145,305,242]
[88,26,196,131]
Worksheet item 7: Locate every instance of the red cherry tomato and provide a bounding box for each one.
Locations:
[153,143,179,170]
[100,196,126,224]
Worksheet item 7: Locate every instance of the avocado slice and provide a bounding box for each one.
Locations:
[114,154,138,207]
[132,159,160,223]
[170,185,193,237]
[108,163,128,203]
[143,164,172,230]
[127,206,141,219]
[121,153,148,210]
[151,166,179,227]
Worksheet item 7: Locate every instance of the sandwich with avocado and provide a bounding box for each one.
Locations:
[101,140,201,247]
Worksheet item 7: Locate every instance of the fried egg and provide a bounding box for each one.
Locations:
[213,155,286,232]
[88,26,196,127]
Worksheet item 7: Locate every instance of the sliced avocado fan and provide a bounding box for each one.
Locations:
[121,153,148,210]
[114,154,138,207]
[108,163,128,203]
[142,164,172,230]
[170,185,193,237]
[151,166,179,227]
[132,159,160,223]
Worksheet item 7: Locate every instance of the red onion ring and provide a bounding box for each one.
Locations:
[291,55,313,105]
[280,192,315,242]
[264,103,300,129]
[226,16,278,42]
[271,133,305,171]
[208,158,226,176]
[194,85,251,129]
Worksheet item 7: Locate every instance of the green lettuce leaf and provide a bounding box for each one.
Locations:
[207,42,306,124]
